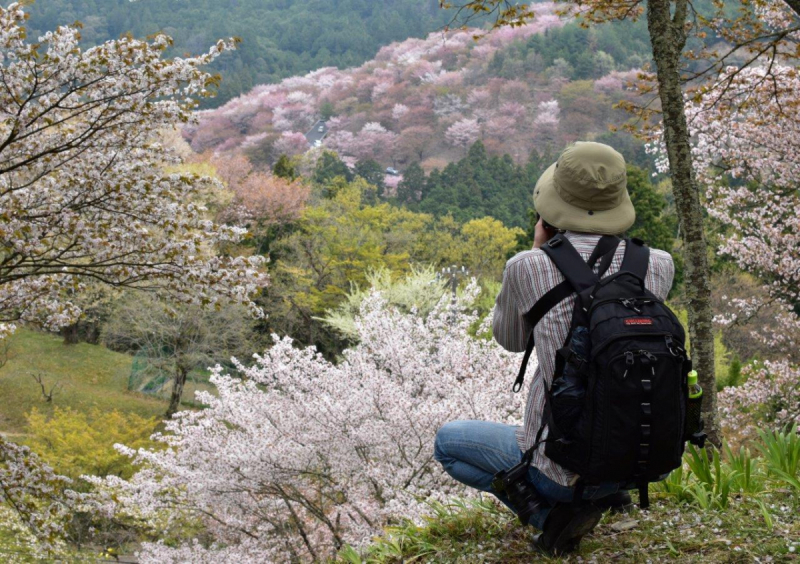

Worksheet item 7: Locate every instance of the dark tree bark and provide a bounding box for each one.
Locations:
[166,365,189,419]
[647,0,719,445]
[61,323,81,345]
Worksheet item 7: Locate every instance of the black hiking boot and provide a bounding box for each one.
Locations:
[593,491,633,514]
[533,501,603,556]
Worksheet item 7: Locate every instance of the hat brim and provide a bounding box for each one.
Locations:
[533,163,636,235]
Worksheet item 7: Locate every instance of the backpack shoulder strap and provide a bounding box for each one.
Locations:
[540,233,599,293]
[524,235,620,331]
[512,235,619,393]
[621,237,650,280]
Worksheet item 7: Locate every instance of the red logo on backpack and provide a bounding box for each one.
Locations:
[624,317,653,326]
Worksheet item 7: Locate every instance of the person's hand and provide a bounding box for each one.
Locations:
[533,217,556,249]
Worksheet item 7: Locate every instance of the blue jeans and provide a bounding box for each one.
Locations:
[434,420,627,529]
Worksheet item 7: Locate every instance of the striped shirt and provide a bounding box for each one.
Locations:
[493,232,675,486]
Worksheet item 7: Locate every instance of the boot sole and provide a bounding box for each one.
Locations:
[550,506,603,555]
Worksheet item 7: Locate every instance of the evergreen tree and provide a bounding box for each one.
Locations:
[354,159,386,200]
[417,141,538,228]
[396,162,425,203]
[273,154,299,180]
[313,151,353,187]
[625,165,676,252]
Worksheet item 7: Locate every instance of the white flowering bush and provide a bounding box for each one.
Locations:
[95,282,525,562]
[719,361,800,438]
[0,3,268,338]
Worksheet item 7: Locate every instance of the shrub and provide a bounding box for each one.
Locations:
[94,283,525,562]
[26,408,157,480]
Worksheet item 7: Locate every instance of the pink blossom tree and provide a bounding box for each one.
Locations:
[96,284,525,562]
[397,126,436,162]
[330,123,398,164]
[445,118,481,152]
[0,4,267,338]
[212,155,310,228]
[532,100,561,146]
[273,131,310,157]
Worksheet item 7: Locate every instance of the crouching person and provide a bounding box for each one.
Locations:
[435,142,678,555]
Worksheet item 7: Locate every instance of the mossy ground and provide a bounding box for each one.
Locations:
[344,492,800,563]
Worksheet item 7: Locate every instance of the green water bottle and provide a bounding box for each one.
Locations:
[686,370,703,438]
[688,370,702,400]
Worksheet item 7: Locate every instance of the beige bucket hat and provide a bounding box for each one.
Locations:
[533,141,635,234]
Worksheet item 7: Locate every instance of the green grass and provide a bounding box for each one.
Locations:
[0,329,166,437]
[345,433,800,563]
[342,493,800,563]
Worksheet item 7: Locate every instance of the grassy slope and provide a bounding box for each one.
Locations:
[0,329,166,437]
[348,493,800,563]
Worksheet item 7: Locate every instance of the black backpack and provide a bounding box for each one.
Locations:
[513,233,704,508]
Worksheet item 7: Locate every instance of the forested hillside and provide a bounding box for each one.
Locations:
[26,0,452,107]
[184,8,655,228]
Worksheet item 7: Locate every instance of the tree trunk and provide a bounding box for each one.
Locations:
[61,323,80,345]
[647,0,719,445]
[166,366,188,418]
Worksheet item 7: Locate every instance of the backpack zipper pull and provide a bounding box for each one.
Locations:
[639,350,657,362]
[623,351,635,378]
[621,298,642,313]
[665,335,684,357]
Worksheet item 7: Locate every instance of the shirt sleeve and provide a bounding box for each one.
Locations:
[646,249,675,301]
[493,256,532,353]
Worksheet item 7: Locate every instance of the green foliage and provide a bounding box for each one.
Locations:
[264,175,522,355]
[654,430,800,510]
[264,178,420,354]
[460,217,524,279]
[756,425,800,491]
[524,21,651,80]
[682,445,736,509]
[340,498,515,563]
[415,142,544,229]
[25,408,157,480]
[625,165,677,252]
[314,151,354,187]
[723,354,744,389]
[322,267,447,340]
[395,162,426,204]
[26,0,454,107]
[354,159,386,200]
[273,154,299,180]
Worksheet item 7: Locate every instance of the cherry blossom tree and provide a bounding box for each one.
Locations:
[0,3,268,340]
[273,131,310,158]
[96,283,525,562]
[679,64,800,435]
[391,103,410,122]
[531,99,560,147]
[396,126,436,162]
[0,439,83,555]
[445,118,481,152]
[211,154,310,230]
[328,123,397,164]
[382,174,403,198]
